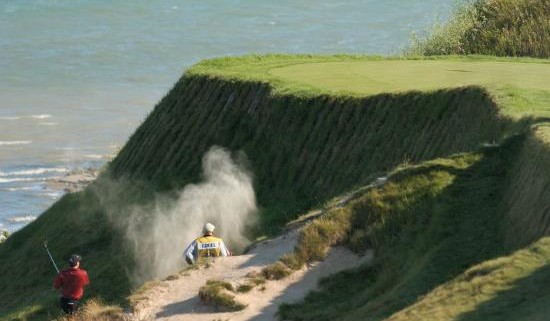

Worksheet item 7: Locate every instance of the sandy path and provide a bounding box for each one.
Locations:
[129,227,372,321]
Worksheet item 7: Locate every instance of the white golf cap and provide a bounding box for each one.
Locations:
[204,223,215,233]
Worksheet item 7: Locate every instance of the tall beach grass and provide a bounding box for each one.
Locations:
[409,0,550,58]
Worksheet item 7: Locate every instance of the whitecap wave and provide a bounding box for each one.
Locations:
[0,177,52,184]
[39,122,58,126]
[0,116,20,120]
[2,186,36,191]
[7,215,37,223]
[0,141,32,146]
[85,154,104,159]
[0,167,68,177]
[40,191,64,198]
[30,114,52,119]
[55,147,77,151]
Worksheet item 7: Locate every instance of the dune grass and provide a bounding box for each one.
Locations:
[54,299,124,321]
[409,0,550,58]
[198,280,247,311]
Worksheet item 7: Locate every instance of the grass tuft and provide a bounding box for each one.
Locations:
[279,252,303,271]
[262,262,292,280]
[236,284,254,293]
[295,208,352,263]
[198,280,246,311]
[55,299,124,321]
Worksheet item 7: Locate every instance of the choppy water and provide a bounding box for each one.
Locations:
[0,0,452,232]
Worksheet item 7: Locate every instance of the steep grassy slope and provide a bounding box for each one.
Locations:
[0,55,548,320]
[280,132,550,321]
[109,79,504,229]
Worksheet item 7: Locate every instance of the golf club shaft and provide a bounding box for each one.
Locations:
[44,242,60,274]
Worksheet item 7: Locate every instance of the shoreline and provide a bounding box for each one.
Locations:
[46,167,99,193]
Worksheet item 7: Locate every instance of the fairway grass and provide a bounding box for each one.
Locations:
[270,60,549,95]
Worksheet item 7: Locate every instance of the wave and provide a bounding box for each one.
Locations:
[85,154,105,159]
[39,122,58,126]
[0,116,21,120]
[0,177,53,184]
[30,114,52,119]
[40,191,64,198]
[0,115,53,121]
[6,215,37,223]
[0,167,68,177]
[0,141,32,146]
[2,186,36,191]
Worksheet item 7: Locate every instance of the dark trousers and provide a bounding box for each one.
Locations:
[60,297,79,314]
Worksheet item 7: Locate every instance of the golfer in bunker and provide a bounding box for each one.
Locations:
[183,223,231,265]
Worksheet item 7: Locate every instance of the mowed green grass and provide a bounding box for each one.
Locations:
[191,55,550,118]
[270,59,550,119]
[269,60,549,95]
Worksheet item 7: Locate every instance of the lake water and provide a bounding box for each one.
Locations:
[0,0,453,232]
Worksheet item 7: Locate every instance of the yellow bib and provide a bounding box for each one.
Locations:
[196,236,222,258]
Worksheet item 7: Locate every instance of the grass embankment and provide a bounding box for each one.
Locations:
[111,56,532,228]
[280,134,550,321]
[410,0,550,58]
[0,55,548,320]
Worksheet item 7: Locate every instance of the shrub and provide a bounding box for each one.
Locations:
[236,283,254,293]
[295,208,351,263]
[280,252,304,271]
[198,279,246,311]
[262,262,292,280]
[0,230,9,243]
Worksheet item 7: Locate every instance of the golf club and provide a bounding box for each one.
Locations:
[43,241,60,274]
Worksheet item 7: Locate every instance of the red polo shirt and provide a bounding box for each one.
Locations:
[53,267,89,300]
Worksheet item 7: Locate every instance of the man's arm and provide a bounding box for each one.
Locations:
[53,273,63,289]
[82,270,90,286]
[219,240,231,256]
[183,241,197,265]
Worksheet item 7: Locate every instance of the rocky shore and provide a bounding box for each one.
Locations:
[46,167,99,193]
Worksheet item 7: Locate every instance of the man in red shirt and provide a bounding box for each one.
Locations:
[53,254,89,314]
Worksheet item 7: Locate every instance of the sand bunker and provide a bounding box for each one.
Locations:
[129,226,372,321]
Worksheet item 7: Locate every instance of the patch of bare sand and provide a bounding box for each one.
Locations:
[129,226,372,321]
